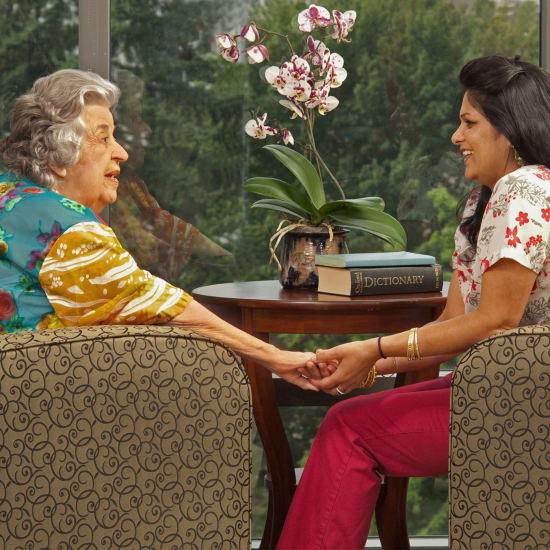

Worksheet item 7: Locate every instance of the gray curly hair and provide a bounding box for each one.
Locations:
[0,69,120,189]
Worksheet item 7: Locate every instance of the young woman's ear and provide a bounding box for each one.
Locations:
[49,165,67,179]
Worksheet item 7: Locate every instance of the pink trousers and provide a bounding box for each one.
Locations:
[277,372,453,550]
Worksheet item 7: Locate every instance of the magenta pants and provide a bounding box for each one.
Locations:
[277,372,453,550]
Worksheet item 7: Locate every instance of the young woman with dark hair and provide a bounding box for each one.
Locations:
[278,54,550,549]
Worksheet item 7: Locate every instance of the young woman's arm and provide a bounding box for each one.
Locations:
[312,259,536,394]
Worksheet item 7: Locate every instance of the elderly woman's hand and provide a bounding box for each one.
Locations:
[255,349,323,391]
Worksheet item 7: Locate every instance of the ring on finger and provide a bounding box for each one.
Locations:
[300,373,310,380]
[335,386,345,396]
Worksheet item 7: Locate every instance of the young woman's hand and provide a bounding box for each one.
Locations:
[308,339,379,395]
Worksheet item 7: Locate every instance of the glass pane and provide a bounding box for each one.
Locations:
[0,1,79,146]
[108,0,540,541]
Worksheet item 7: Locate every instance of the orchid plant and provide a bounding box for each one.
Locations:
[216,4,406,252]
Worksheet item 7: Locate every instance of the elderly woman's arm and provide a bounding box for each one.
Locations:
[312,258,536,393]
[169,300,319,389]
[39,220,318,391]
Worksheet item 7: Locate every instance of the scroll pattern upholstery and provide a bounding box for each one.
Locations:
[0,325,251,549]
[449,325,550,550]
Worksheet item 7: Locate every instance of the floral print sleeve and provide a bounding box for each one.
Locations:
[39,221,192,326]
[454,165,550,324]
[478,166,550,275]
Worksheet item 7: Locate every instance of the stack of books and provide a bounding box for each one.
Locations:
[315,251,442,296]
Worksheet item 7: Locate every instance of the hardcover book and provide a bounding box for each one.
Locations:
[317,264,443,296]
[315,251,436,268]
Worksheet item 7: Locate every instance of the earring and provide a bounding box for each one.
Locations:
[514,147,526,167]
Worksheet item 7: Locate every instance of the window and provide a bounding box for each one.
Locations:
[0,0,542,544]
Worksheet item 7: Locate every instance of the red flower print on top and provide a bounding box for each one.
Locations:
[516,211,529,226]
[457,270,467,282]
[505,226,521,247]
[535,165,550,181]
[480,258,490,274]
[542,208,550,222]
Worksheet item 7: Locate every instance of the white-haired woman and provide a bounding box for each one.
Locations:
[0,69,318,389]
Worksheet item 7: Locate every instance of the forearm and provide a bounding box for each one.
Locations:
[376,310,504,363]
[375,352,457,375]
[168,299,277,364]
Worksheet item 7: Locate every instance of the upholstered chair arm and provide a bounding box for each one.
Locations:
[0,325,251,549]
[449,325,550,549]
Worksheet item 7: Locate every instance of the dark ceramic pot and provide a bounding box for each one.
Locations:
[279,227,349,289]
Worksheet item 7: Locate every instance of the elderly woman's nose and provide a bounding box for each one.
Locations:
[114,141,129,161]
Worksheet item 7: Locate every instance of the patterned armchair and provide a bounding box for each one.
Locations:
[0,325,251,549]
[449,325,550,549]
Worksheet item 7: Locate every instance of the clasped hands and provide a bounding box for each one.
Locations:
[297,338,392,396]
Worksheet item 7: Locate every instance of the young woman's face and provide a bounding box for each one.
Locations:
[451,92,519,189]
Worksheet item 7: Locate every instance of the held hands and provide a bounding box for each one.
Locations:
[256,348,323,391]
[305,339,380,396]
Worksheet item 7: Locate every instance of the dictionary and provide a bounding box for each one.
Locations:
[317,264,443,296]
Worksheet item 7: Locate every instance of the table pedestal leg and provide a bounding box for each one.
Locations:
[240,311,295,549]
[375,364,442,550]
[376,477,410,550]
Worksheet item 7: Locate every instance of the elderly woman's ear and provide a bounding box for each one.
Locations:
[49,165,67,180]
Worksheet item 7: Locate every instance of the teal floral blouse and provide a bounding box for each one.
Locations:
[0,171,100,332]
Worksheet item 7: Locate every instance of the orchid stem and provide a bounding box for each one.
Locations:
[254,24,295,55]
[306,109,346,200]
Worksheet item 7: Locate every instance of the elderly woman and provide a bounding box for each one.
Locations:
[0,68,317,390]
[279,54,550,549]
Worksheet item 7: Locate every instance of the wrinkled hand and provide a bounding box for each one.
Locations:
[256,349,321,391]
[308,340,379,395]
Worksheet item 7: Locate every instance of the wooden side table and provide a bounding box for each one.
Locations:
[192,280,447,549]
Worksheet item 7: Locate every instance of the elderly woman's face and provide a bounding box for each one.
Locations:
[53,101,128,214]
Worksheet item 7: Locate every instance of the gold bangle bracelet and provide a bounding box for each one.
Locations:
[414,327,422,360]
[408,327,420,361]
[407,328,415,360]
[360,365,377,389]
[392,356,398,373]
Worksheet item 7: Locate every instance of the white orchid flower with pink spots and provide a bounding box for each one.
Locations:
[265,65,289,95]
[298,4,332,32]
[216,33,235,50]
[216,33,240,63]
[331,10,356,43]
[318,95,339,115]
[279,98,306,119]
[221,45,239,63]
[240,23,260,42]
[245,113,277,139]
[305,80,330,109]
[306,36,331,75]
[245,44,270,64]
[326,65,347,88]
[286,80,312,102]
[278,128,294,145]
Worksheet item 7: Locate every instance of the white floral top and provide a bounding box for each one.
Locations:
[453,164,550,325]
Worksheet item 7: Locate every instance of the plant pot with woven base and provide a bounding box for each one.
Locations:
[279,226,348,289]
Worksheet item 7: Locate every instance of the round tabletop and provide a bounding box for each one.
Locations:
[192,279,448,312]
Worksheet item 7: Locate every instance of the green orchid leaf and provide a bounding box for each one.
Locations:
[250,198,306,220]
[329,205,407,249]
[245,177,317,216]
[318,196,385,217]
[263,144,326,209]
